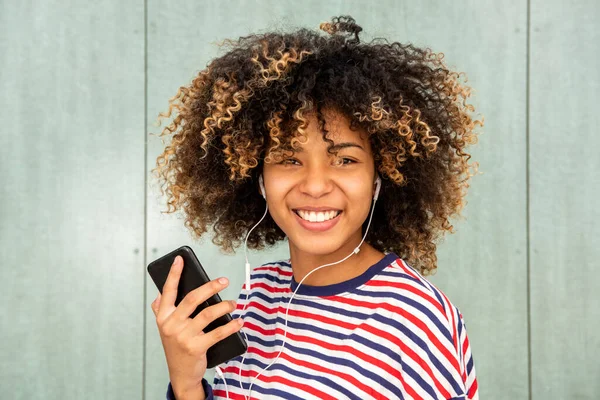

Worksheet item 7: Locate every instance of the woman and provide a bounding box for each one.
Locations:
[150,15,483,400]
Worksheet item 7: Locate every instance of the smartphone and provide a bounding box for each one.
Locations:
[147,245,247,368]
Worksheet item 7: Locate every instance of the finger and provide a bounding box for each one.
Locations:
[195,317,244,353]
[158,256,183,315]
[172,277,230,323]
[150,293,161,317]
[188,299,237,335]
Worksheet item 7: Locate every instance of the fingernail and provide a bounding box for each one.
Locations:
[218,277,229,285]
[174,256,181,266]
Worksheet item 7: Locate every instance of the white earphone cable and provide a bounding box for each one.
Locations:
[219,176,381,400]
[243,197,378,400]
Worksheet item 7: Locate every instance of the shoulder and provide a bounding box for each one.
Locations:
[375,257,479,400]
[373,255,465,338]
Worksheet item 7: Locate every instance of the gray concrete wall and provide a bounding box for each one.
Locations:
[1,1,597,399]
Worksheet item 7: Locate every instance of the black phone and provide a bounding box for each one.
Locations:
[147,245,247,368]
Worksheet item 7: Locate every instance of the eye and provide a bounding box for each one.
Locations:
[333,157,356,166]
[280,158,300,166]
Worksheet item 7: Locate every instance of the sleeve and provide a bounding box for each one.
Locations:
[456,311,479,400]
[166,378,214,400]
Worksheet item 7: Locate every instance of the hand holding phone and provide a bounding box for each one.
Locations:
[148,246,246,400]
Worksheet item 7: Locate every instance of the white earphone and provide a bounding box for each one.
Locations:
[218,173,383,400]
[259,174,266,199]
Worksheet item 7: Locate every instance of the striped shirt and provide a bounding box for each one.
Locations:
[167,252,478,399]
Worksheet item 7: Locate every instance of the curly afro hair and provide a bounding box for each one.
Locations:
[151,15,484,276]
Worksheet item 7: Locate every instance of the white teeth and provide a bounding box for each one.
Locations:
[296,210,340,222]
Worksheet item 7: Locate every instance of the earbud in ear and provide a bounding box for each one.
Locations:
[374,175,382,200]
[259,175,266,199]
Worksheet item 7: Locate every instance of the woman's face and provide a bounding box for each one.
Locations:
[262,109,377,257]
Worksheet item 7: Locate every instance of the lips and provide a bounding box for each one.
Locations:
[292,209,342,232]
[294,209,341,222]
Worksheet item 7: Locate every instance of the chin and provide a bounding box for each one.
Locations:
[288,234,346,256]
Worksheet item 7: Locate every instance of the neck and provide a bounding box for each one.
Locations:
[288,235,385,286]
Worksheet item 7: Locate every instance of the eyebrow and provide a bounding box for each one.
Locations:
[294,142,365,152]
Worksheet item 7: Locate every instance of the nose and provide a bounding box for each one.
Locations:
[298,165,333,198]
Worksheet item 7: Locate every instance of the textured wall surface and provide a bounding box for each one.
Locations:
[1,1,598,399]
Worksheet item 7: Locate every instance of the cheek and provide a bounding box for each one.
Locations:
[344,183,375,222]
[345,178,373,201]
[264,181,291,220]
[265,175,291,201]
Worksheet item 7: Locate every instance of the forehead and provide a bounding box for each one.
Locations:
[299,109,370,146]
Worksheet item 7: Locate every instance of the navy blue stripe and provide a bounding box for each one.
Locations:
[358,268,448,320]
[215,356,360,399]
[289,252,399,296]
[241,290,288,307]
[243,290,376,321]
[291,296,383,320]
[382,265,448,316]
[251,272,291,286]
[231,255,471,398]
[254,260,292,270]
[240,308,462,395]
[353,288,454,345]
[366,311,464,395]
[214,376,306,400]
[412,270,447,315]
[378,270,431,290]
[426,282,447,315]
[241,331,404,397]
[467,354,474,376]
[239,313,446,397]
[242,310,401,358]
[241,281,452,347]
[238,284,462,394]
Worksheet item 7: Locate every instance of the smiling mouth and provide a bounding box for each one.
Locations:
[293,209,342,223]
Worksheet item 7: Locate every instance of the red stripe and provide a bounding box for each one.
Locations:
[212,389,253,400]
[243,317,446,399]
[462,332,470,356]
[246,320,403,389]
[326,295,461,383]
[247,300,357,330]
[221,363,338,400]
[240,300,277,315]
[395,259,422,281]
[238,258,465,398]
[363,279,446,315]
[439,292,461,376]
[255,345,377,398]
[348,321,451,398]
[251,282,291,293]
[253,265,293,276]
[467,378,479,399]
[270,323,424,399]
[461,333,470,382]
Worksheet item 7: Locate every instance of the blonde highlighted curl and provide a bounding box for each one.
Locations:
[151,15,484,276]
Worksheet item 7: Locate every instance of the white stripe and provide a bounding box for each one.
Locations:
[215,257,476,400]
